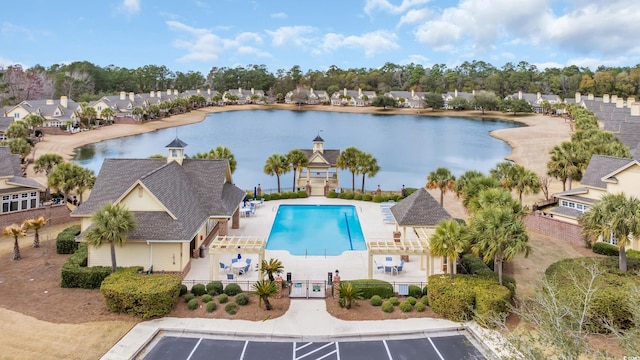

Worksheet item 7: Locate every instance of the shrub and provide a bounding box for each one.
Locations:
[280,192,290,199]
[474,284,511,323]
[206,281,223,295]
[370,295,383,306]
[381,301,394,313]
[406,296,417,305]
[354,194,363,200]
[191,283,206,296]
[224,283,243,296]
[100,269,182,319]
[415,302,426,312]
[428,275,475,322]
[297,190,307,198]
[289,192,298,199]
[422,285,428,298]
[218,294,229,303]
[225,302,238,315]
[372,195,383,203]
[399,301,412,312]
[342,192,354,200]
[201,294,213,303]
[349,279,393,299]
[362,194,372,201]
[628,249,640,259]
[270,193,281,200]
[388,296,399,306]
[261,194,271,201]
[180,284,188,296]
[408,285,422,298]
[60,243,111,288]
[460,254,516,296]
[592,242,619,256]
[421,295,429,306]
[235,293,250,305]
[327,190,338,198]
[404,188,417,196]
[184,293,196,303]
[56,224,81,254]
[206,301,217,312]
[187,298,199,310]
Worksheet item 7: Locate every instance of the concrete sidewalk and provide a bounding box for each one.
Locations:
[102,300,501,359]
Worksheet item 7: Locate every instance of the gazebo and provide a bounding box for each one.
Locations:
[208,235,267,280]
[367,188,452,282]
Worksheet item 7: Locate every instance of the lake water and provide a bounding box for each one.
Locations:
[73,110,519,192]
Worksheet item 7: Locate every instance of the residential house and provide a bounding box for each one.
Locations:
[550,154,640,250]
[285,88,330,105]
[384,90,424,108]
[71,138,246,274]
[89,92,148,121]
[0,116,13,140]
[4,96,80,128]
[0,147,45,214]
[330,88,376,106]
[506,91,561,113]
[443,90,473,109]
[224,87,265,104]
[299,135,341,196]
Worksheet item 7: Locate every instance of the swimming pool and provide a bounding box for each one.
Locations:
[266,205,367,256]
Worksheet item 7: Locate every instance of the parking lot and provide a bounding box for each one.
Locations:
[139,333,487,360]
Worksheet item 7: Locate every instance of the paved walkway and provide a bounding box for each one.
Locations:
[102,300,504,359]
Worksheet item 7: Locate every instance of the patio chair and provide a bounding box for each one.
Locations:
[219,262,229,272]
[231,258,238,264]
[245,258,252,265]
[374,260,384,272]
[227,273,234,281]
[249,202,256,214]
[384,266,393,275]
[239,263,251,275]
[385,256,392,261]
[393,263,404,275]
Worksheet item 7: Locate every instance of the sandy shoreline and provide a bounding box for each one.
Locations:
[30,104,572,188]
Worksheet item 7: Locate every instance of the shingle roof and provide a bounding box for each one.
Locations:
[581,155,634,189]
[73,158,245,241]
[166,137,188,148]
[0,146,22,177]
[302,149,340,166]
[390,187,451,227]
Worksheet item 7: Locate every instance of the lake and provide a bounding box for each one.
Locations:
[73,110,520,192]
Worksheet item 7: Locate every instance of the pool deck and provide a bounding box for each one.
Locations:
[185,196,430,285]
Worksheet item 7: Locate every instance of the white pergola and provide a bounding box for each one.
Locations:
[367,227,439,283]
[208,235,266,280]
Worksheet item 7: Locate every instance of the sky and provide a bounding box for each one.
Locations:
[2,0,640,75]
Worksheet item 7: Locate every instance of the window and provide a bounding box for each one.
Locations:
[14,113,19,118]
[2,195,8,201]
[21,200,27,210]
[30,199,36,208]
[607,233,618,246]
[441,256,448,272]
[30,192,36,197]
[561,200,568,207]
[21,193,28,198]
[12,194,18,199]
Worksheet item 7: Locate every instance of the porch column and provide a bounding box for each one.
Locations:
[367,252,373,279]
[231,210,240,229]
[218,219,229,236]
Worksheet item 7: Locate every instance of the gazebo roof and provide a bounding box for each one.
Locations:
[389,187,451,227]
[208,235,266,254]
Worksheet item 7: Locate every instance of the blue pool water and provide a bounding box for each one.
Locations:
[266,205,367,256]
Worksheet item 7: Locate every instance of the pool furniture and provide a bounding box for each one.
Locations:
[231,258,238,263]
[219,262,229,272]
[246,258,252,265]
[384,266,393,275]
[385,256,392,261]
[240,207,251,217]
[249,202,256,214]
[227,273,234,281]
[393,261,404,275]
[232,260,249,275]
[374,260,384,272]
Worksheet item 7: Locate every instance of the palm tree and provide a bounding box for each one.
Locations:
[47,162,82,204]
[132,106,145,121]
[5,121,29,139]
[75,167,96,204]
[259,258,284,281]
[84,203,137,273]
[99,107,115,123]
[357,152,380,193]
[23,216,48,248]
[80,105,97,126]
[252,279,279,310]
[469,206,531,285]
[426,167,456,206]
[34,153,64,200]
[510,165,541,202]
[490,161,516,190]
[24,114,44,131]
[467,188,525,217]
[579,193,640,272]
[453,170,484,198]
[193,146,237,174]
[459,175,501,209]
[337,147,362,192]
[547,141,588,191]
[429,219,468,279]
[337,281,363,309]
[3,223,26,260]
[286,149,308,192]
[264,154,290,193]
[6,138,32,162]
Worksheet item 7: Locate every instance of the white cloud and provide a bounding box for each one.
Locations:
[319,30,400,57]
[271,12,287,19]
[403,54,430,66]
[167,21,265,62]
[266,26,316,48]
[1,22,37,41]
[0,57,24,68]
[118,0,140,15]
[398,8,430,27]
[364,0,430,15]
[533,61,566,70]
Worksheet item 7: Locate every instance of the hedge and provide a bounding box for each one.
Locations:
[100,268,182,319]
[60,243,112,288]
[460,254,517,296]
[592,242,619,256]
[56,224,81,254]
[347,279,393,299]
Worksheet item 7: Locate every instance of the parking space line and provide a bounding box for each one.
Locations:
[298,343,335,360]
[382,340,393,360]
[185,338,202,360]
[240,340,249,360]
[427,338,445,360]
[336,342,340,360]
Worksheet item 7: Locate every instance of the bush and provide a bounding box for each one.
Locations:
[56,224,81,254]
[370,295,383,306]
[60,243,111,288]
[475,284,512,323]
[428,275,476,322]
[297,190,307,198]
[381,301,394,313]
[342,192,354,200]
[218,294,229,303]
[460,254,516,296]
[628,249,640,259]
[421,295,429,306]
[261,194,271,201]
[201,294,213,303]
[399,301,412,312]
[180,284,188,296]
[280,192,290,199]
[349,279,393,299]
[327,190,338,198]
[422,285,428,298]
[184,293,196,303]
[388,296,399,306]
[187,298,199,310]
[404,188,417,197]
[224,283,243,296]
[592,242,619,256]
[415,302,426,312]
[225,302,238,315]
[270,193,281,200]
[406,296,417,305]
[362,194,372,201]
[206,281,223,295]
[354,194,363,200]
[206,301,217,312]
[191,283,206,296]
[235,293,250,305]
[408,285,422,298]
[372,195,383,203]
[289,192,298,199]
[100,268,182,319]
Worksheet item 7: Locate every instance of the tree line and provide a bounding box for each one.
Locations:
[3,60,640,107]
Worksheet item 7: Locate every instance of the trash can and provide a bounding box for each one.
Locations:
[199,245,206,258]
[286,272,292,283]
